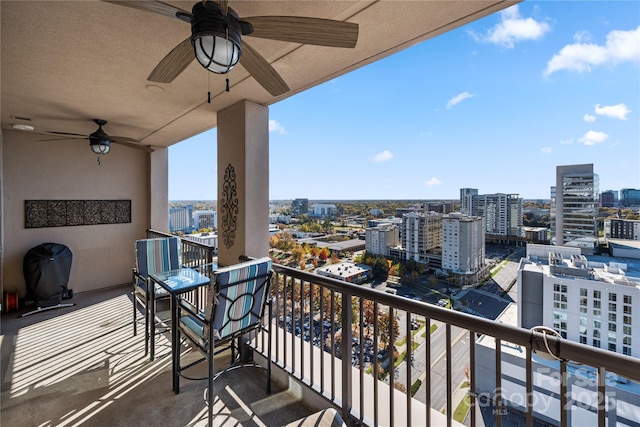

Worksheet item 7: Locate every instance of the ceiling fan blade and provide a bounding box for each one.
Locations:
[148,37,195,83]
[110,135,140,144]
[101,0,192,21]
[239,41,290,97]
[44,131,88,138]
[242,16,358,48]
[112,140,155,153]
[38,136,89,142]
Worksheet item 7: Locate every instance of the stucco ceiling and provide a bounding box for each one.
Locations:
[1,0,519,151]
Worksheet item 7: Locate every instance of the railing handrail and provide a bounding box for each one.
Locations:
[271,262,640,382]
[147,228,214,252]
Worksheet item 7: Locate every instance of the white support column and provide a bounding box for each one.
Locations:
[217,100,269,266]
[150,147,169,232]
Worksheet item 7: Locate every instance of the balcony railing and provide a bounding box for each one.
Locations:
[152,231,640,426]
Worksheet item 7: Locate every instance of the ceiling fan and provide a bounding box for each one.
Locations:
[41,119,154,154]
[102,0,359,96]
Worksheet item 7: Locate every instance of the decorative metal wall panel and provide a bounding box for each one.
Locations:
[25,200,131,228]
[221,163,238,249]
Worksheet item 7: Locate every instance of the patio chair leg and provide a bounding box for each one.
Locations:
[133,290,138,336]
[208,346,214,427]
[267,301,272,394]
[149,295,156,360]
[144,292,150,357]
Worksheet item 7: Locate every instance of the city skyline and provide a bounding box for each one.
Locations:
[169,1,640,201]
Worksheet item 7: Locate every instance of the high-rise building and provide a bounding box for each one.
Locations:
[550,185,556,243]
[469,193,522,236]
[311,203,337,217]
[426,201,455,214]
[365,224,399,256]
[518,244,639,357]
[620,188,640,207]
[460,188,478,215]
[553,164,599,247]
[193,210,216,230]
[442,213,484,275]
[600,190,617,208]
[401,211,442,263]
[291,198,309,216]
[169,205,194,234]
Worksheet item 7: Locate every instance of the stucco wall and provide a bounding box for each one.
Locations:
[2,130,151,296]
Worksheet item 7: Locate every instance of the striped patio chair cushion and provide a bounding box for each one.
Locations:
[204,257,272,342]
[135,238,181,294]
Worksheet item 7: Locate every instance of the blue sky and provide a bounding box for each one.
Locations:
[169,1,640,201]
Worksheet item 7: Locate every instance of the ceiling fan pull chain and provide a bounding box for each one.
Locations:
[225,26,231,92]
[97,156,101,166]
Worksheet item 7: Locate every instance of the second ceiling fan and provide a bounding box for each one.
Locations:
[102,0,359,96]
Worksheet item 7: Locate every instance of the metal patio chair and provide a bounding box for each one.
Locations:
[132,237,181,357]
[176,257,273,427]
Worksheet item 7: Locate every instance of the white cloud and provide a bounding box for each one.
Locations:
[371,150,393,162]
[545,26,640,76]
[583,114,596,122]
[595,103,631,120]
[425,177,441,187]
[578,130,608,146]
[541,146,552,154]
[470,5,550,48]
[446,92,474,109]
[269,119,287,135]
[573,31,592,43]
[560,138,573,145]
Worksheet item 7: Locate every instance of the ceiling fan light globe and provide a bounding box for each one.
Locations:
[194,35,240,74]
[90,140,111,155]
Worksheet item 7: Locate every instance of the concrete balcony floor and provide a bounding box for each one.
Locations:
[1,285,318,427]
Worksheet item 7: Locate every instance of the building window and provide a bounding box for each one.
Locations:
[623,336,631,346]
[580,307,587,314]
[608,323,616,332]
[593,339,601,348]
[608,343,616,352]
[580,288,587,297]
[623,326,631,335]
[623,295,632,305]
[623,347,631,356]
[609,293,617,302]
[623,305,632,315]
[594,320,601,329]
[580,336,587,344]
[593,309,601,318]
[609,303,617,312]
[593,329,601,338]
[560,331,567,339]
[608,313,617,322]
[594,290,601,299]
[624,316,632,325]
[580,297,587,306]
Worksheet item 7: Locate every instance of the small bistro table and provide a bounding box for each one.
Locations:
[149,265,213,393]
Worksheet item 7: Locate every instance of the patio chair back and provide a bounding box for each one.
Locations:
[205,257,273,344]
[135,237,181,281]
